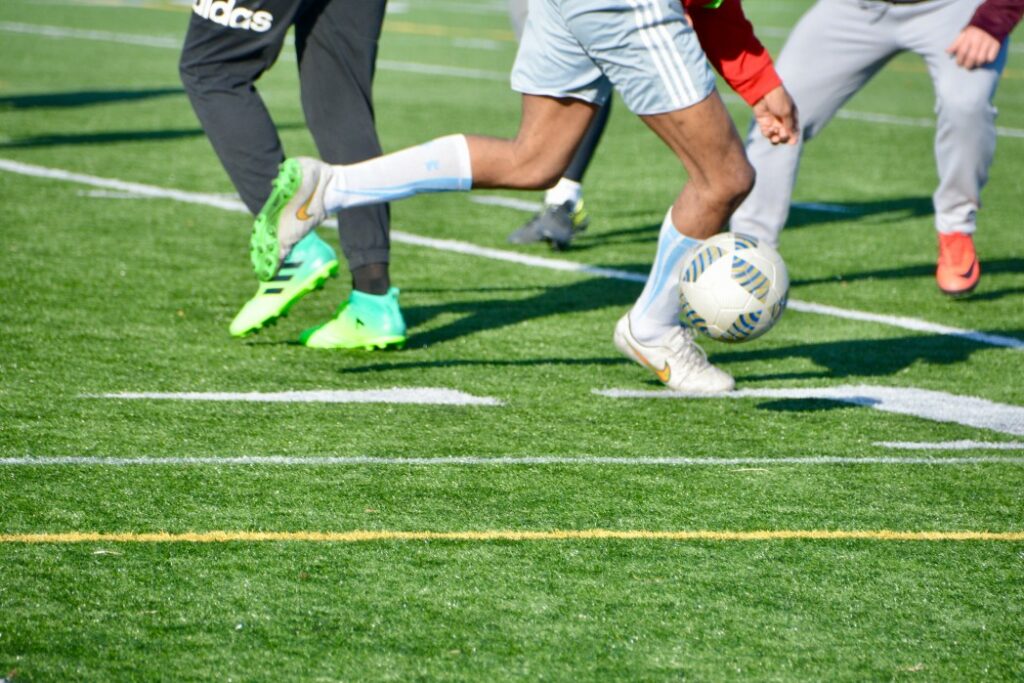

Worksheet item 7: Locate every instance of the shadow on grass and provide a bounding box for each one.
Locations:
[713,331,1021,380]
[334,273,1022,381]
[337,331,1015,378]
[0,122,305,149]
[786,196,934,229]
[401,273,643,349]
[791,257,1024,302]
[753,398,857,413]
[0,87,184,109]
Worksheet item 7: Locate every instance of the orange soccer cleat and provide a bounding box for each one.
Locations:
[936,232,980,296]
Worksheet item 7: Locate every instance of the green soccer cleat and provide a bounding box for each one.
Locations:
[300,287,407,350]
[250,157,332,282]
[230,232,338,338]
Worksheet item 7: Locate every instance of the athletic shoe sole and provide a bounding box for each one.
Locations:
[250,158,303,282]
[231,260,339,338]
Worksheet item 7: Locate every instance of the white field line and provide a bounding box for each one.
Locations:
[2,455,1024,466]
[88,388,502,405]
[3,21,1023,139]
[596,385,1024,436]
[377,59,507,82]
[450,37,503,51]
[400,0,507,14]
[3,157,1023,351]
[836,109,1024,140]
[785,300,1024,349]
[0,22,507,81]
[470,195,543,213]
[878,440,1024,451]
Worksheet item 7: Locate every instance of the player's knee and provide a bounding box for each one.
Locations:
[514,162,564,191]
[936,90,995,126]
[717,160,755,207]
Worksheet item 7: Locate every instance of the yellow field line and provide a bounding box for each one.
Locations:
[2,529,1023,543]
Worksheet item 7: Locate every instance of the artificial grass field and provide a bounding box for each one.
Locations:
[1,0,1023,679]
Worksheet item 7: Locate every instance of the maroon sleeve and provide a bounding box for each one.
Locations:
[968,0,1024,43]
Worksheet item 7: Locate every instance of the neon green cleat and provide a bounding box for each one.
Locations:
[300,287,407,350]
[250,157,331,282]
[230,232,338,338]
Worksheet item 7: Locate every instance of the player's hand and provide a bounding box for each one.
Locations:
[752,85,799,146]
[947,26,1001,69]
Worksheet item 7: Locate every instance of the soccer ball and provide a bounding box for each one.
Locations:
[679,233,789,342]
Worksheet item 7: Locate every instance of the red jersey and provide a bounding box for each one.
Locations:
[684,0,782,105]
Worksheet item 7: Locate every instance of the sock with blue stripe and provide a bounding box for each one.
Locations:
[628,208,701,344]
[324,134,472,212]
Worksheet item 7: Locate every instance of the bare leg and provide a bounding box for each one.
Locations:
[641,91,754,239]
[323,95,599,211]
[468,95,598,190]
[627,91,754,345]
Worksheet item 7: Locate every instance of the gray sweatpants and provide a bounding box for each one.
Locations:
[730,0,1008,247]
[179,0,390,270]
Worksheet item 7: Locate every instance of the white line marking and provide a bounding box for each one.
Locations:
[835,109,1024,140]
[758,24,1024,55]
[470,194,543,213]
[0,20,181,48]
[722,92,1024,140]
[596,385,1024,436]
[0,158,247,210]
[877,440,1024,451]
[403,0,506,14]
[2,455,1023,466]
[88,389,502,405]
[388,229,648,282]
[785,300,1024,349]
[451,37,503,51]
[377,59,506,82]
[3,21,1022,139]
[2,159,1023,350]
[0,22,509,80]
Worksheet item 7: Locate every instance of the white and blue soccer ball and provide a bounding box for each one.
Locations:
[679,232,789,342]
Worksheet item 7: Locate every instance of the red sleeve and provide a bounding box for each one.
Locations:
[967,0,1024,43]
[685,0,782,106]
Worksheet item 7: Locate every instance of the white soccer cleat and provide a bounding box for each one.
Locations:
[250,157,333,282]
[613,314,735,393]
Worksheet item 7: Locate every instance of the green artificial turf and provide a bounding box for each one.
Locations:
[1,0,1022,680]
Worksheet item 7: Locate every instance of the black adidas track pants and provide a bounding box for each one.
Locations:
[179,0,390,270]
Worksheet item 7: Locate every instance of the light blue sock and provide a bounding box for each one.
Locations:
[325,134,472,211]
[629,208,701,344]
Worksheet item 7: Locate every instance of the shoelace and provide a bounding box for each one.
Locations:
[664,326,712,374]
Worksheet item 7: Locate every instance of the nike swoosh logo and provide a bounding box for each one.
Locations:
[295,192,316,222]
[959,259,977,280]
[628,341,671,384]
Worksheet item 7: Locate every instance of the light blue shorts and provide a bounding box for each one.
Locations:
[510,0,716,115]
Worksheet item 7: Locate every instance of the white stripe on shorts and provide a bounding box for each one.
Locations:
[647,0,700,103]
[627,0,686,108]
[626,0,697,108]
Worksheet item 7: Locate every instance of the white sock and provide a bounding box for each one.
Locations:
[324,134,472,212]
[543,177,582,208]
[629,208,701,344]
